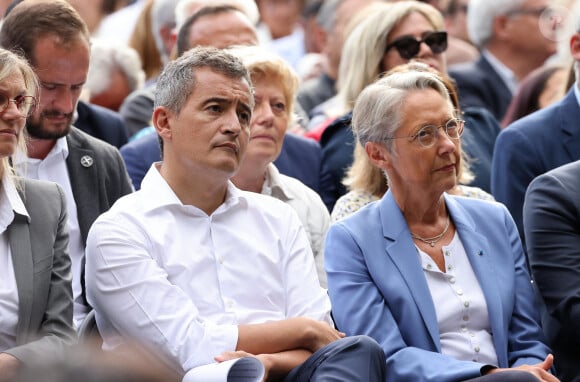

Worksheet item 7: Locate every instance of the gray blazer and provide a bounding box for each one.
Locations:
[4,178,76,363]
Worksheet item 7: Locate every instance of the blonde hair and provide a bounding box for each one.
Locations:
[229,45,299,125]
[337,1,445,113]
[0,48,38,179]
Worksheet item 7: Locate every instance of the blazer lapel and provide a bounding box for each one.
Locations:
[380,192,441,351]
[557,89,580,161]
[66,129,99,244]
[7,214,33,342]
[445,195,507,366]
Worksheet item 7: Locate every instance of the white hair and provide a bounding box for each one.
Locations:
[467,0,526,47]
[86,39,145,96]
[175,0,259,30]
[152,0,181,63]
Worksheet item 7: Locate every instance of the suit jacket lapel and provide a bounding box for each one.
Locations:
[66,128,99,244]
[380,192,441,351]
[445,195,507,366]
[557,89,580,160]
[7,213,33,342]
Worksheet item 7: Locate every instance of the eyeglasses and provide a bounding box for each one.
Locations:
[506,6,548,18]
[384,31,448,60]
[0,92,37,117]
[385,118,464,148]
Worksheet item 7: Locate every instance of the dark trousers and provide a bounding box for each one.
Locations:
[465,370,542,382]
[282,335,386,382]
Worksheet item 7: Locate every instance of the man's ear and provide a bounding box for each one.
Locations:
[153,106,172,141]
[570,33,580,63]
[365,141,391,170]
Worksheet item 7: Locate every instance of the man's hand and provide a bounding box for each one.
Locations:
[299,317,345,353]
[0,353,20,382]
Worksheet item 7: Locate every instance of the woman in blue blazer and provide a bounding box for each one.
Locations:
[325,68,557,381]
[0,48,75,378]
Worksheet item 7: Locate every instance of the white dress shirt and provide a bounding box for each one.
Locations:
[13,138,88,326]
[419,232,499,366]
[86,164,332,374]
[0,173,29,351]
[261,163,330,287]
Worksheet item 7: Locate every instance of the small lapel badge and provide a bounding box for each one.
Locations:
[80,155,94,168]
[477,250,483,256]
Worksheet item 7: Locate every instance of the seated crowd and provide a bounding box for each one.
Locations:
[0,0,578,381]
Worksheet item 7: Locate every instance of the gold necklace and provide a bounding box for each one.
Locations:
[410,215,450,247]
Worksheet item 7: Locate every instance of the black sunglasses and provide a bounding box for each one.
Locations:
[384,31,448,60]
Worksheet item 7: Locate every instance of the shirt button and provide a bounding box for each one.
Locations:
[457,289,464,296]
[426,264,433,270]
[447,265,453,271]
[464,300,470,308]
[469,332,475,337]
[474,346,480,353]
[461,326,467,332]
[449,277,456,284]
[445,251,451,256]
[463,315,469,321]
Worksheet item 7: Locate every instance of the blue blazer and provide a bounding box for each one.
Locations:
[491,88,580,244]
[325,192,551,381]
[449,55,512,122]
[75,100,128,149]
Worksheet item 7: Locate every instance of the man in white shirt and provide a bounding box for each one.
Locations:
[86,46,386,381]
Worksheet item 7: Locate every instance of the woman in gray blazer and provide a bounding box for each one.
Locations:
[0,48,75,379]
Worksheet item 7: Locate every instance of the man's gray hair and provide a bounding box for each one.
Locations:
[352,70,451,151]
[316,0,342,32]
[175,0,259,30]
[154,45,253,115]
[467,0,526,48]
[152,0,180,64]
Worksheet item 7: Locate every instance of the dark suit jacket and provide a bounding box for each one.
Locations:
[524,160,580,382]
[449,55,512,122]
[5,178,76,364]
[118,86,155,137]
[75,100,128,149]
[120,131,335,209]
[66,127,133,303]
[492,89,580,244]
[66,127,134,245]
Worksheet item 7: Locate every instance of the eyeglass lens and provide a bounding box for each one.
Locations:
[416,119,463,146]
[387,31,448,60]
[0,93,36,117]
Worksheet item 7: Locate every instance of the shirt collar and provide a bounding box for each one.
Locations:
[481,50,518,94]
[261,163,294,201]
[12,136,69,166]
[573,81,580,108]
[139,163,246,214]
[0,172,29,233]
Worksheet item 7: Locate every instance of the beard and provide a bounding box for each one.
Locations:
[26,109,73,140]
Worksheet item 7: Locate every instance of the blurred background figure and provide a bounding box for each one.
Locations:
[449,0,558,122]
[501,64,569,128]
[93,0,146,45]
[442,0,478,65]
[229,45,330,286]
[85,39,145,112]
[256,0,305,70]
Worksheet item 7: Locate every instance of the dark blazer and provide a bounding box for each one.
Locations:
[326,192,551,381]
[5,178,76,364]
[75,100,128,149]
[449,55,513,122]
[120,130,335,209]
[66,127,134,245]
[524,160,580,382]
[491,89,580,244]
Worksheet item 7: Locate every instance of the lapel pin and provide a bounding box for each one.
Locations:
[477,250,483,256]
[80,155,94,168]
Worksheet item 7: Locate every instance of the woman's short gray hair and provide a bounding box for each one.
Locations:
[352,70,451,151]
